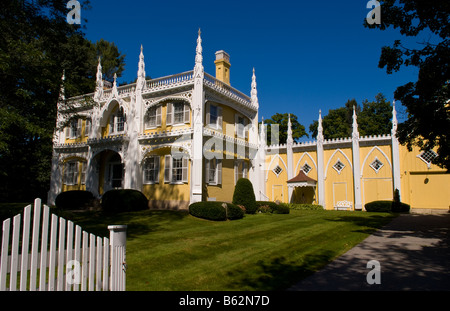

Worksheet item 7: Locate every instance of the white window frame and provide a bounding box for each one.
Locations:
[417,150,438,168]
[85,119,91,137]
[206,103,223,130]
[369,157,384,174]
[164,155,188,184]
[143,156,160,184]
[166,102,190,126]
[333,159,345,174]
[273,165,283,177]
[145,106,162,129]
[205,158,222,185]
[301,162,312,175]
[68,119,82,139]
[234,160,248,184]
[109,107,125,135]
[80,161,87,185]
[235,114,245,138]
[64,161,78,186]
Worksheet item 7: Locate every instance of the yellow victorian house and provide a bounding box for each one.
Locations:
[48,31,449,213]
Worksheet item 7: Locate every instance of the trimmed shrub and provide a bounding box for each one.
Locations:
[255,201,290,214]
[55,191,95,210]
[227,203,245,220]
[101,189,148,213]
[286,203,324,211]
[391,202,411,213]
[364,200,393,213]
[189,201,244,221]
[365,200,411,213]
[232,178,257,214]
[256,201,278,213]
[273,203,290,214]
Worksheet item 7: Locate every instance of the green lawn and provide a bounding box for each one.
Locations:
[53,208,394,291]
[0,204,395,291]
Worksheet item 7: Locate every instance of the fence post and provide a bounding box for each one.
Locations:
[108,225,127,291]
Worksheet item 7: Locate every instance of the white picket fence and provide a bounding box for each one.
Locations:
[0,198,126,291]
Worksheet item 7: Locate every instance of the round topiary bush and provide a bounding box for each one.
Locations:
[55,190,95,210]
[232,178,257,214]
[189,201,244,221]
[101,189,148,213]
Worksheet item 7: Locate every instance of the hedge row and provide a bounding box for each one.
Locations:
[55,190,95,210]
[189,201,245,221]
[365,200,410,213]
[284,203,324,211]
[255,201,290,214]
[55,189,149,213]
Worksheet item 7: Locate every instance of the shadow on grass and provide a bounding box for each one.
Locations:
[51,209,189,241]
[324,214,397,234]
[227,251,337,291]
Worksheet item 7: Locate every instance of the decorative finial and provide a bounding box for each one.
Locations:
[317,109,324,141]
[194,29,204,76]
[251,68,258,108]
[392,100,398,134]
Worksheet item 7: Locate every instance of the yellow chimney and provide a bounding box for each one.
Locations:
[214,50,231,85]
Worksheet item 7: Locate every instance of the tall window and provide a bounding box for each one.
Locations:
[64,161,78,185]
[173,102,185,124]
[210,105,218,125]
[166,102,190,126]
[143,156,160,184]
[115,108,125,132]
[145,106,162,128]
[68,119,82,139]
[85,119,91,137]
[164,155,188,183]
[205,158,222,185]
[207,103,222,130]
[110,107,125,134]
[236,115,245,138]
[235,160,248,184]
[80,161,87,185]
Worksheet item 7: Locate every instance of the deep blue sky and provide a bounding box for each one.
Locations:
[81,0,420,139]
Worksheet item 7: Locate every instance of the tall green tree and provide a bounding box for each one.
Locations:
[309,99,359,139]
[365,0,450,170]
[0,0,125,202]
[309,94,392,139]
[264,113,308,145]
[93,39,126,82]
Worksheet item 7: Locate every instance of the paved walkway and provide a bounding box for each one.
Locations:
[289,213,450,291]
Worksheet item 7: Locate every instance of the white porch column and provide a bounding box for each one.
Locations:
[351,106,363,210]
[316,110,325,209]
[391,100,401,199]
[190,29,205,204]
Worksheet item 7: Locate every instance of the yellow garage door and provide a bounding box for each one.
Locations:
[410,173,450,210]
[363,178,393,206]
